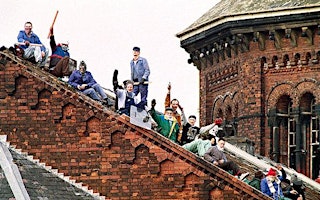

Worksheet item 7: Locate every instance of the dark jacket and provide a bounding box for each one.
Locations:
[49,35,70,68]
[68,70,97,90]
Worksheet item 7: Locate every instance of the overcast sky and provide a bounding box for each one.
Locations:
[0,0,219,125]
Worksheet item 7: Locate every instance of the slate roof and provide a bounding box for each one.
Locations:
[177,0,320,37]
[0,147,99,200]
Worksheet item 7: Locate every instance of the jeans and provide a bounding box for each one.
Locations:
[23,46,49,67]
[82,83,107,101]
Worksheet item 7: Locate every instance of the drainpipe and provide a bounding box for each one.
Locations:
[314,104,320,178]
[293,109,302,173]
[272,125,280,162]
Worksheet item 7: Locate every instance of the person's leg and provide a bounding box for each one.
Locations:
[50,57,70,77]
[218,161,240,175]
[82,88,100,101]
[138,84,148,108]
[133,85,139,96]
[39,48,49,67]
[23,47,35,59]
[91,83,107,100]
[60,56,71,76]
[33,46,42,63]
[91,83,113,106]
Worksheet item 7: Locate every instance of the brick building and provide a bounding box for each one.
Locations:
[177,0,320,179]
[0,49,275,199]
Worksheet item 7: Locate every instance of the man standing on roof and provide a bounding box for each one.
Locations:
[47,27,72,78]
[130,46,150,108]
[17,22,49,67]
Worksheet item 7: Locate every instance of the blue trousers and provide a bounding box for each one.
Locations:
[133,84,148,108]
[82,83,107,101]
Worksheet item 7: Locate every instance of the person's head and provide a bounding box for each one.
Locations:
[79,61,87,74]
[24,22,32,34]
[207,134,216,145]
[217,138,225,150]
[188,115,196,126]
[59,41,69,51]
[170,99,179,111]
[164,107,174,120]
[125,80,134,92]
[254,170,265,180]
[133,46,140,61]
[266,168,277,181]
[292,180,304,192]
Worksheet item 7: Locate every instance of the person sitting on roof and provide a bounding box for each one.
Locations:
[47,26,72,78]
[204,137,249,181]
[283,179,304,200]
[248,170,265,191]
[260,164,287,200]
[180,115,200,145]
[17,21,49,67]
[68,61,112,107]
[149,99,179,143]
[182,131,216,157]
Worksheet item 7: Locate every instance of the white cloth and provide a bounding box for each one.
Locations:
[199,123,219,136]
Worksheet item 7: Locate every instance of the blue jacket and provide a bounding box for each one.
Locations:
[261,174,285,200]
[49,35,70,68]
[17,30,46,52]
[50,36,70,58]
[68,70,97,90]
[130,57,150,81]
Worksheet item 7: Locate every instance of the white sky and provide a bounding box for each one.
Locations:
[0,0,219,126]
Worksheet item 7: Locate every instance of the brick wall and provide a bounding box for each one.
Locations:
[198,28,320,159]
[0,51,270,199]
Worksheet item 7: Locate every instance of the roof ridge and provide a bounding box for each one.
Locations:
[0,49,115,113]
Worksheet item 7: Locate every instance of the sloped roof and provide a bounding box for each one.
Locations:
[177,0,320,38]
[0,148,98,200]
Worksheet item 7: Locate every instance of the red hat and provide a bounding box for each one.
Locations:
[266,168,277,176]
[214,118,223,125]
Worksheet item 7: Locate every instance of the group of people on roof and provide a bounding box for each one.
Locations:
[245,165,306,200]
[14,22,310,200]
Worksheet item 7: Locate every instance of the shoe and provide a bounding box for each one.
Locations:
[143,115,150,123]
[62,76,69,82]
[102,98,113,107]
[239,172,249,181]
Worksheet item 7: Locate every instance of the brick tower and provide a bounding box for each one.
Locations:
[177,0,320,179]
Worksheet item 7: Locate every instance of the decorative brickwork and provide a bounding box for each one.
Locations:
[0,51,270,199]
[178,3,320,180]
